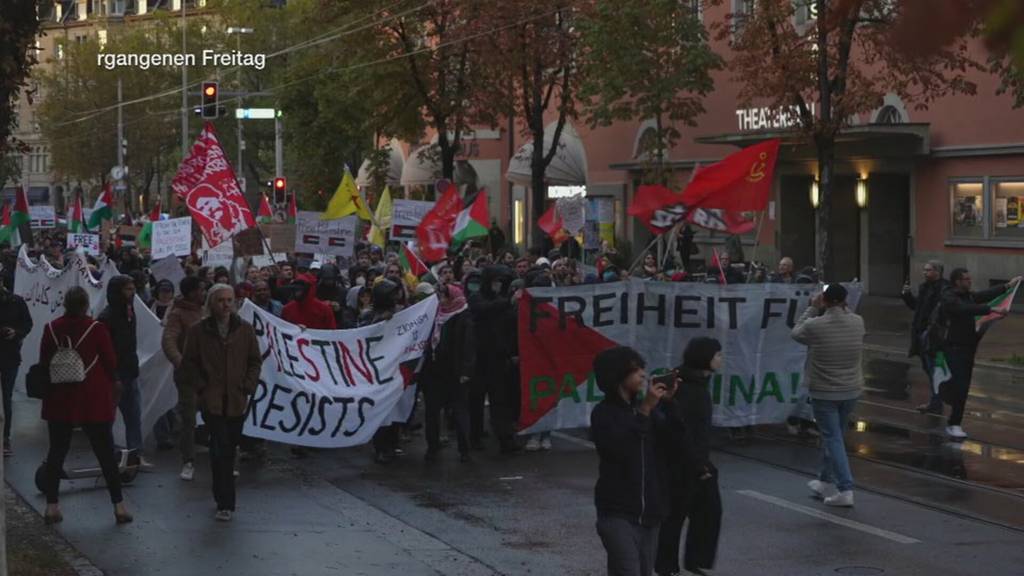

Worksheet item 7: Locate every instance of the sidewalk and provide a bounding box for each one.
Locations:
[859,295,1024,372]
[5,484,103,576]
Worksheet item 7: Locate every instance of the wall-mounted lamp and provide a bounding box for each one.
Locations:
[856,178,868,208]
[810,180,820,209]
[513,199,524,245]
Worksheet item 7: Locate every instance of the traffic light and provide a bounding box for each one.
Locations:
[273,177,286,204]
[201,82,219,119]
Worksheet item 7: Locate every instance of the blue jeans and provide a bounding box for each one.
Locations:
[811,398,857,492]
[118,377,143,451]
[2,366,19,442]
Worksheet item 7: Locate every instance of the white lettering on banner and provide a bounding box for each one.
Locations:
[13,247,177,445]
[518,280,862,434]
[294,211,357,256]
[735,103,817,131]
[390,200,434,240]
[240,297,437,447]
[66,233,100,255]
[151,217,193,259]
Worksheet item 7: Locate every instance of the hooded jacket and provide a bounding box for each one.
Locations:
[469,266,517,374]
[98,274,139,380]
[282,273,337,330]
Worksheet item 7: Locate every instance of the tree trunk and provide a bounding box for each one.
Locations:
[816,138,835,281]
[530,121,548,250]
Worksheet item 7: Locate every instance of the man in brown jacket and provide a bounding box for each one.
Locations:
[181,283,262,522]
[161,276,206,482]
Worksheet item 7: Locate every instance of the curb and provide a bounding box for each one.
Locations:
[5,483,106,576]
[863,343,1024,376]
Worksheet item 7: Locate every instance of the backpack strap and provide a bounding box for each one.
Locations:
[47,322,64,349]
[74,321,99,349]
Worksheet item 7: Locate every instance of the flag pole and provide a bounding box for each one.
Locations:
[627,233,662,276]
[746,210,767,283]
[660,221,683,271]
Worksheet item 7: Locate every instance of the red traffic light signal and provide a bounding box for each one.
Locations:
[201,81,219,119]
[273,177,286,191]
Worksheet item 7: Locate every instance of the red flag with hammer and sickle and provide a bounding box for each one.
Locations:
[680,139,780,212]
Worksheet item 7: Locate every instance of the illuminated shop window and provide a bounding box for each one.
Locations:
[993,179,1024,240]
[950,181,984,239]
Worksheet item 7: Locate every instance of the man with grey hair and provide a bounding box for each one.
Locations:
[181,283,261,522]
[902,260,948,414]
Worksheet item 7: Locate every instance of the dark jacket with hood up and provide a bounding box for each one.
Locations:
[590,391,668,527]
[0,287,32,369]
[98,274,139,380]
[468,266,516,370]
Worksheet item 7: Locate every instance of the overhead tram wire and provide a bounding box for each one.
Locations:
[45,2,580,147]
[50,0,437,128]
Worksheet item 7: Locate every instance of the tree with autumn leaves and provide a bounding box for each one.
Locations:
[720,0,984,280]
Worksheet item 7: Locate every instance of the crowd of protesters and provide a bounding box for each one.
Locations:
[1,221,1019,576]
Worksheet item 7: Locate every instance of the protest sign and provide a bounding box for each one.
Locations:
[252,253,287,268]
[239,296,437,447]
[391,200,434,240]
[260,223,296,253]
[66,233,100,255]
[152,217,193,259]
[150,255,186,294]
[517,280,862,434]
[232,226,264,257]
[14,248,177,445]
[203,237,234,267]
[29,205,56,228]
[557,196,586,234]
[294,211,357,257]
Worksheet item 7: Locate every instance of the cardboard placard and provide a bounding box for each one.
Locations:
[67,233,100,255]
[29,205,56,228]
[152,217,193,259]
[260,223,296,254]
[232,227,264,257]
[294,211,357,257]
[391,199,435,240]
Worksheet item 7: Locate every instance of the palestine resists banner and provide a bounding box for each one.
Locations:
[518,280,862,434]
[14,247,178,446]
[238,295,437,448]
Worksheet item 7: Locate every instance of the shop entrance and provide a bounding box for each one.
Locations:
[866,174,910,296]
[779,174,860,283]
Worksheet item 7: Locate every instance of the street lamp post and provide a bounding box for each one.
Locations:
[226,27,254,195]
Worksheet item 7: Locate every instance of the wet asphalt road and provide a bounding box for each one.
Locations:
[4,355,1024,575]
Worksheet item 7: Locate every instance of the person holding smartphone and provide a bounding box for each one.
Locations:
[591,346,671,576]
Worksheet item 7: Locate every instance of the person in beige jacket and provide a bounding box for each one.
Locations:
[181,283,262,522]
[161,276,206,482]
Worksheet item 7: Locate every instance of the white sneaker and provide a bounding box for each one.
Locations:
[540,437,552,451]
[180,462,195,481]
[807,479,837,499]
[824,490,855,507]
[786,423,800,436]
[214,509,233,522]
[525,436,541,452]
[139,456,156,470]
[946,425,968,439]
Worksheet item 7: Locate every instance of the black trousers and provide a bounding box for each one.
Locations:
[424,375,470,454]
[486,371,518,444]
[205,413,244,511]
[373,424,399,455]
[655,479,688,575]
[43,421,123,505]
[469,374,487,443]
[682,473,722,571]
[943,347,977,427]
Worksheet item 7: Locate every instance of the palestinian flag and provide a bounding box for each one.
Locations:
[138,200,161,249]
[452,190,489,245]
[257,194,273,224]
[399,242,429,278]
[932,351,952,396]
[287,191,297,224]
[68,192,88,233]
[87,182,114,229]
[976,283,1019,334]
[2,186,31,246]
[0,202,12,244]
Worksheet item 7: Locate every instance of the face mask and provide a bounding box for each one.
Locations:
[467,281,481,294]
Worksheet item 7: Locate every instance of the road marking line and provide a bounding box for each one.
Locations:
[552,431,595,449]
[736,489,921,544]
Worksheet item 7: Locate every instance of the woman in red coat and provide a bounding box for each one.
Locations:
[38,286,132,525]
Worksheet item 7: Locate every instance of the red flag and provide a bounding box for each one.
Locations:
[687,208,757,235]
[538,204,570,244]
[628,185,687,234]
[711,249,727,285]
[287,191,297,224]
[415,180,464,262]
[0,202,10,226]
[148,198,161,222]
[172,122,255,248]
[257,194,273,223]
[680,139,780,211]
[399,242,429,277]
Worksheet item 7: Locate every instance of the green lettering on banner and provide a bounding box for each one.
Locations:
[729,375,755,406]
[790,372,801,403]
[559,374,583,403]
[585,373,604,402]
[712,374,722,404]
[529,376,557,412]
[757,372,785,403]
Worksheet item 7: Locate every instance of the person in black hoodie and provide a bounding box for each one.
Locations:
[0,282,32,456]
[469,265,520,453]
[591,346,671,576]
[98,275,146,464]
[423,284,475,463]
[659,337,723,576]
[901,260,949,414]
[939,269,1020,439]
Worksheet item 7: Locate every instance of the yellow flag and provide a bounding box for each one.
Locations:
[369,186,394,247]
[322,169,372,220]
